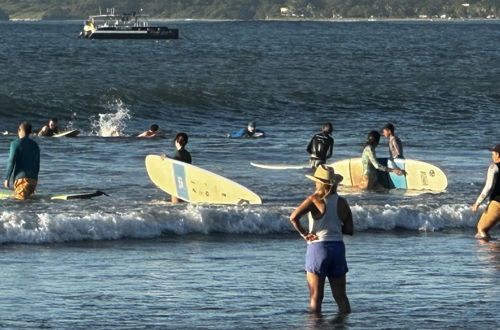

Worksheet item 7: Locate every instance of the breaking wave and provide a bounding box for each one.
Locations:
[0,203,481,244]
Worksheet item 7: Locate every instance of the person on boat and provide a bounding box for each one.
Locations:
[381,123,404,159]
[38,118,59,137]
[307,122,334,169]
[4,121,40,200]
[137,124,162,138]
[289,165,353,315]
[228,121,265,138]
[161,133,191,203]
[83,18,95,36]
[359,130,404,190]
[471,144,500,240]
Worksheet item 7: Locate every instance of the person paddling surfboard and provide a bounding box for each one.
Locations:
[38,118,59,137]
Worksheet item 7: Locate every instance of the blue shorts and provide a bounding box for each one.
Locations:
[305,241,348,277]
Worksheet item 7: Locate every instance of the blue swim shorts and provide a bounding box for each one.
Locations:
[305,241,348,277]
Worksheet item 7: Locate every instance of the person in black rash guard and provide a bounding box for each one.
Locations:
[471,144,500,240]
[172,132,191,164]
[161,132,191,203]
[307,123,334,169]
[38,118,59,137]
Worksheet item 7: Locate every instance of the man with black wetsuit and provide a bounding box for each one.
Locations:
[307,123,334,169]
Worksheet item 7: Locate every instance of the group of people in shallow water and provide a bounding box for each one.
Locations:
[296,121,499,315]
[2,119,499,316]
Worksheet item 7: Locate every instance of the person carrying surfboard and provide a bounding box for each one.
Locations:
[359,131,404,190]
[471,144,500,240]
[4,121,40,200]
[38,118,59,137]
[290,165,353,315]
[381,123,404,159]
[307,123,334,169]
[161,132,191,203]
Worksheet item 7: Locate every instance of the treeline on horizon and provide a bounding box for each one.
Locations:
[0,0,499,20]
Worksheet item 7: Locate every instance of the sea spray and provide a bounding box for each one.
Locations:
[90,99,131,136]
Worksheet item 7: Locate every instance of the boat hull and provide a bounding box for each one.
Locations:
[82,27,179,40]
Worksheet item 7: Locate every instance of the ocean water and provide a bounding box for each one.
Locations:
[0,20,499,328]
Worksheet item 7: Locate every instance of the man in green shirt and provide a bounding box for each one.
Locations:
[4,121,40,200]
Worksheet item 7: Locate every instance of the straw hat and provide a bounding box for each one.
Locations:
[306,165,343,185]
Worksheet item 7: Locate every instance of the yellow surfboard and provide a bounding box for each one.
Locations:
[145,155,262,205]
[331,157,447,191]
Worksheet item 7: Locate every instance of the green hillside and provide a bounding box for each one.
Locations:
[0,0,499,20]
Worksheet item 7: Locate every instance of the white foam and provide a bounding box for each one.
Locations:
[90,99,131,136]
[0,203,481,244]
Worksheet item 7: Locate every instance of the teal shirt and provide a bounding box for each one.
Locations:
[5,137,40,181]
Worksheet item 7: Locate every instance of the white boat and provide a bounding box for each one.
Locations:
[80,8,179,40]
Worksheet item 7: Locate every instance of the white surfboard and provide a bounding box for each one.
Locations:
[146,155,262,205]
[250,162,308,170]
[53,129,80,138]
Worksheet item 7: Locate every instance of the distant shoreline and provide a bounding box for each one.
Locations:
[6,17,500,22]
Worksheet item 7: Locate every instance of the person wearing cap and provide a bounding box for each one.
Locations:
[4,121,40,200]
[307,122,334,169]
[359,130,404,189]
[471,144,500,240]
[290,165,353,314]
[227,121,265,138]
[381,123,404,159]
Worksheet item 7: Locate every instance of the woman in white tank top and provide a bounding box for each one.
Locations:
[290,165,354,315]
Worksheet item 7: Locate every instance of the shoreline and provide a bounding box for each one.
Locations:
[5,17,500,23]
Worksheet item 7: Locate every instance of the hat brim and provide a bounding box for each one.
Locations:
[306,174,343,185]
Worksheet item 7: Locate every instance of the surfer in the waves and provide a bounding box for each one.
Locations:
[38,118,59,137]
[471,144,500,241]
[359,131,404,190]
[290,165,353,315]
[161,132,191,203]
[227,121,265,138]
[307,122,334,169]
[137,124,163,138]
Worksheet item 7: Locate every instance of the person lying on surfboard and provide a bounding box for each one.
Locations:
[471,144,500,241]
[227,121,265,138]
[359,131,404,190]
[38,118,59,137]
[137,124,164,138]
[161,132,191,203]
[307,122,334,169]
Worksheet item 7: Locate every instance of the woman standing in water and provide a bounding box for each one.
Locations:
[161,133,191,203]
[290,165,353,314]
[359,130,404,189]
